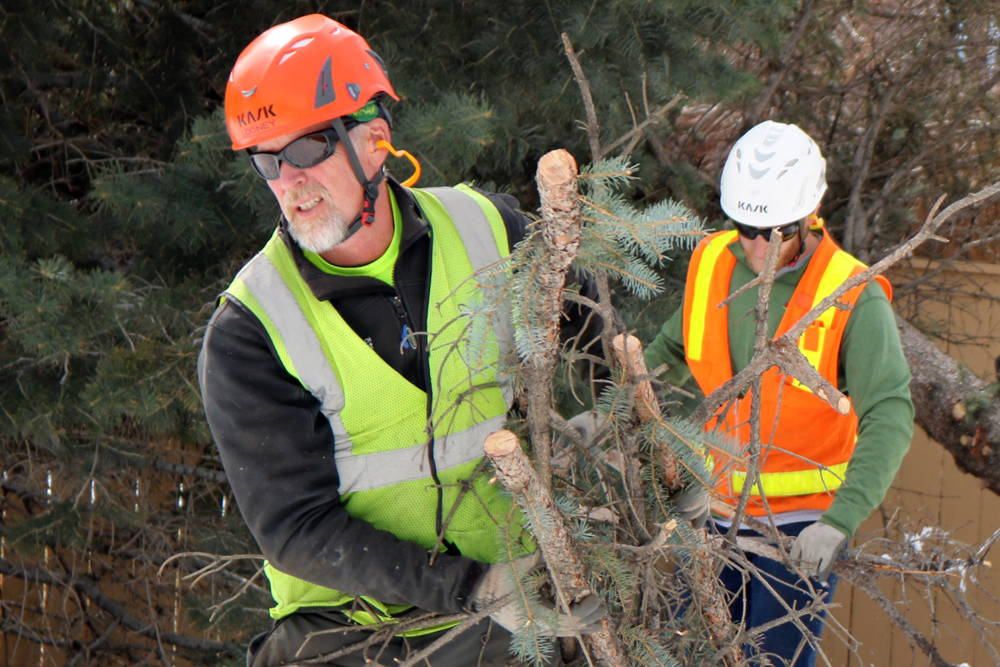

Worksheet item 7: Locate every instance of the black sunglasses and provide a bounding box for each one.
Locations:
[733,221,800,241]
[248,120,359,180]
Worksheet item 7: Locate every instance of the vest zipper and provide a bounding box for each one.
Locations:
[391,294,413,353]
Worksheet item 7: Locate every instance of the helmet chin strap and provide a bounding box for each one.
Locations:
[331,117,384,242]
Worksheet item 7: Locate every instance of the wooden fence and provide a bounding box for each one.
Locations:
[824,258,1000,667]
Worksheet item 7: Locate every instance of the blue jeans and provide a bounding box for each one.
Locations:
[716,521,838,667]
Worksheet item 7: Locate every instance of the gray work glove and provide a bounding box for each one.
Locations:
[668,484,711,529]
[789,522,848,582]
[553,411,611,471]
[470,552,606,636]
[564,411,608,449]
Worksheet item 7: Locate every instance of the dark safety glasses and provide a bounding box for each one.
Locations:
[248,120,359,180]
[733,221,800,242]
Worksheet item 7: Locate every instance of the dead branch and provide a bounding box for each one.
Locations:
[0,555,241,659]
[605,92,686,158]
[561,34,602,161]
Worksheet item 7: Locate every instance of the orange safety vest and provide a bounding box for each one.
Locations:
[682,229,892,515]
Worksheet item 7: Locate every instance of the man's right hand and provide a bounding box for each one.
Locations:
[470,552,606,636]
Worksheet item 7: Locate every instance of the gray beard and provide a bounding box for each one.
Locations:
[288,214,349,254]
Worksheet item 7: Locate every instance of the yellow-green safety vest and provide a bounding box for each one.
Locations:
[225,185,524,631]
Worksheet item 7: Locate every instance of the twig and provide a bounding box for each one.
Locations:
[562,34,602,161]
[605,92,686,157]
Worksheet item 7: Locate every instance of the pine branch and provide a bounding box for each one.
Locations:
[609,334,738,665]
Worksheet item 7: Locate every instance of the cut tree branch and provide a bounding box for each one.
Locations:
[610,334,738,665]
[526,149,585,489]
[484,430,626,667]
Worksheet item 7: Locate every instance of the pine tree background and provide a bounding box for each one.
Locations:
[1,1,998,665]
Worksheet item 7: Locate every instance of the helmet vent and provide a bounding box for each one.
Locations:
[314,56,337,108]
[763,126,784,146]
[279,53,295,66]
[754,148,776,162]
[291,38,314,49]
[366,50,390,79]
[749,165,770,180]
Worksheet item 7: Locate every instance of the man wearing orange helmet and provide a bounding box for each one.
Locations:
[198,14,607,667]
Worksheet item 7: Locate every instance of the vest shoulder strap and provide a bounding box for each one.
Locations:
[412,186,515,374]
[416,186,507,272]
[683,230,738,393]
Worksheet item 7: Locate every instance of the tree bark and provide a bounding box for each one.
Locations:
[898,315,1000,494]
[524,149,584,490]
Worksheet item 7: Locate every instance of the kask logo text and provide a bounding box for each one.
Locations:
[237,105,277,127]
[738,201,768,214]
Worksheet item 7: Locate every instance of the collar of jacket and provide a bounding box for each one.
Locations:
[278,177,428,302]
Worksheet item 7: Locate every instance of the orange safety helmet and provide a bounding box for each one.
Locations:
[225,14,399,151]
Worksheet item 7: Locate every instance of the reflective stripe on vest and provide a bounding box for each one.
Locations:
[790,247,864,391]
[421,186,515,406]
[230,250,355,460]
[731,462,849,497]
[687,232,736,363]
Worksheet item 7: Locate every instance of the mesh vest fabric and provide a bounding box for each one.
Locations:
[224,185,525,625]
[682,230,892,515]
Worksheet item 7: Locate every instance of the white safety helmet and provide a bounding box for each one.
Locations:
[720,121,827,228]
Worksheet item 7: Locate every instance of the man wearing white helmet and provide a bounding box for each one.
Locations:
[645,121,913,666]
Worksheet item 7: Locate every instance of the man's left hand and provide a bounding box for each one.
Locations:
[789,522,848,582]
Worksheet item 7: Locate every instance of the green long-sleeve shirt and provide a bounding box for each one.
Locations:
[645,235,914,537]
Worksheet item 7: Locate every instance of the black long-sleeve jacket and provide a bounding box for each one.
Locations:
[198,180,610,615]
